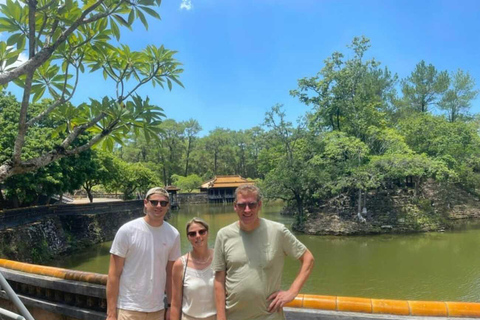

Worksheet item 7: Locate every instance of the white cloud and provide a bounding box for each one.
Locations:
[180,0,193,10]
[11,52,28,68]
[0,50,27,73]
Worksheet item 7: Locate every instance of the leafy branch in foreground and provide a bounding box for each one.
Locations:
[0,0,184,182]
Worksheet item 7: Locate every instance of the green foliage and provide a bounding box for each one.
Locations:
[438,69,479,122]
[401,60,449,113]
[0,93,100,207]
[291,36,397,139]
[0,0,183,182]
[171,174,203,193]
[105,157,159,199]
[3,31,480,227]
[79,151,117,202]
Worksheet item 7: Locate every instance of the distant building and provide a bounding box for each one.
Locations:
[200,175,255,203]
[165,185,181,209]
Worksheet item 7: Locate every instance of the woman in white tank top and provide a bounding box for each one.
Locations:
[171,217,216,320]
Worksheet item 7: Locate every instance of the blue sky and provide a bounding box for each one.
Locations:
[16,0,480,135]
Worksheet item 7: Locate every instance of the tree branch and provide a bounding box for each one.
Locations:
[12,71,34,164]
[60,112,107,148]
[26,98,65,127]
[0,0,106,85]
[122,64,164,101]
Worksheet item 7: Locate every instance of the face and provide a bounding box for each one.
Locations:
[144,194,170,226]
[187,222,209,248]
[234,192,262,231]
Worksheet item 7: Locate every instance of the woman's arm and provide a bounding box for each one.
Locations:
[170,257,184,320]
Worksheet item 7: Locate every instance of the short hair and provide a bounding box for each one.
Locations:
[234,184,262,203]
[145,187,170,200]
[186,217,209,234]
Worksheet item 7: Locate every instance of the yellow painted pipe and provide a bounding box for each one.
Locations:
[1,259,480,317]
[286,294,480,317]
[0,259,107,285]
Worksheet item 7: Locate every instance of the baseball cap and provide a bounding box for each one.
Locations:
[145,187,170,200]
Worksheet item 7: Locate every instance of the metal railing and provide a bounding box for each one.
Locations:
[0,272,34,320]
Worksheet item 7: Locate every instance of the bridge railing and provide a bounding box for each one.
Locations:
[0,259,480,319]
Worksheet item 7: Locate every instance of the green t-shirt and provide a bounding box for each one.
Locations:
[212,218,307,320]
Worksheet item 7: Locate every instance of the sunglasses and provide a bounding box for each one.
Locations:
[187,229,207,237]
[235,202,258,210]
[148,200,169,207]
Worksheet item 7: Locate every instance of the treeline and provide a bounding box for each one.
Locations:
[1,37,480,221]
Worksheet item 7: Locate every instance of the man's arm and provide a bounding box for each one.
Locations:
[165,260,175,320]
[170,259,183,320]
[106,254,125,320]
[214,271,227,320]
[267,249,314,312]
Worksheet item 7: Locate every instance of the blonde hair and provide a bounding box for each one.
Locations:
[186,217,209,234]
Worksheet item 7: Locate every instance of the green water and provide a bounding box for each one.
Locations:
[52,202,480,302]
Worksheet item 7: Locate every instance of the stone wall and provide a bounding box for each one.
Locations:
[0,201,144,263]
[177,192,208,204]
[298,180,480,235]
[72,191,123,199]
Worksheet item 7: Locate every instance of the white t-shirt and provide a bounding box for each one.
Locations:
[110,217,181,312]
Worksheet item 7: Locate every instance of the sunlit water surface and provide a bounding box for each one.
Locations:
[51,202,480,302]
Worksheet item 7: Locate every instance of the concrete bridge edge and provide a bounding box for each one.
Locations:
[285,308,480,320]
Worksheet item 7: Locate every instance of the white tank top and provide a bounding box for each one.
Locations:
[181,255,217,318]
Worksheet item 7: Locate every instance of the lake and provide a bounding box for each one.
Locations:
[52,202,480,302]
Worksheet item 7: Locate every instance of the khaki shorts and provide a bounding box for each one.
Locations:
[117,308,165,320]
[182,313,216,320]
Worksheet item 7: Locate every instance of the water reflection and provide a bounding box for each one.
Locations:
[52,203,480,302]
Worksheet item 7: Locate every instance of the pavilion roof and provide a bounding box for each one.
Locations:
[200,175,255,189]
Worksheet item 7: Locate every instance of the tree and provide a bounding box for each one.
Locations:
[157,119,185,186]
[106,158,159,200]
[366,153,455,196]
[398,113,480,193]
[204,128,230,175]
[261,105,318,222]
[0,93,88,207]
[244,126,265,179]
[183,119,201,176]
[438,69,479,122]
[79,151,116,203]
[171,174,202,193]
[291,36,396,139]
[401,60,449,113]
[0,0,183,182]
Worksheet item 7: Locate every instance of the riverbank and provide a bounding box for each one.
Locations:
[295,180,480,235]
[0,201,144,263]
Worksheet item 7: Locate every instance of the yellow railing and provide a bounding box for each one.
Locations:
[287,294,480,318]
[0,259,106,285]
[1,259,480,318]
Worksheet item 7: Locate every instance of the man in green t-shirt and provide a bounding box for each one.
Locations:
[212,184,315,320]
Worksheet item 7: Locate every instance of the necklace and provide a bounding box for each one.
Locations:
[190,253,212,264]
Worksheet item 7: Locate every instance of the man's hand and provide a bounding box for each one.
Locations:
[106,315,116,320]
[267,290,297,313]
[165,307,171,320]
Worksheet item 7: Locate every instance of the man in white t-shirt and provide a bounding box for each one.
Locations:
[106,187,181,320]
